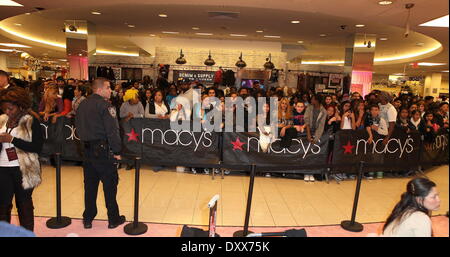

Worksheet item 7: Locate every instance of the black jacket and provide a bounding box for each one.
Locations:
[146,101,170,116]
[75,94,121,155]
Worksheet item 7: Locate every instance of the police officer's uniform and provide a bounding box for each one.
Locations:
[75,93,124,227]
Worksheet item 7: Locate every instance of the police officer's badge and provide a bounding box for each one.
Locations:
[108,107,116,118]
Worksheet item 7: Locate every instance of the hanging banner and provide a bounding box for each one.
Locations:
[332,128,422,172]
[420,130,449,164]
[38,118,447,171]
[40,117,83,160]
[121,118,220,166]
[222,132,330,169]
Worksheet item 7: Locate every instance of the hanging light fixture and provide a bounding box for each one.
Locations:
[204,50,215,66]
[264,53,275,69]
[235,52,246,68]
[175,49,186,64]
[404,3,415,38]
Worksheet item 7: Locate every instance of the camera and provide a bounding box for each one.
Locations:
[340,25,347,30]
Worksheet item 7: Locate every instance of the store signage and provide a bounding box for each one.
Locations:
[39,118,448,170]
[173,70,215,83]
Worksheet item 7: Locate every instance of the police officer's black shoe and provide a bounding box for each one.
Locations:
[108,215,126,229]
[83,220,92,229]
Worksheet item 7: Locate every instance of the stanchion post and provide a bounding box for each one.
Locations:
[233,164,256,237]
[340,161,364,232]
[46,153,71,229]
[124,157,148,235]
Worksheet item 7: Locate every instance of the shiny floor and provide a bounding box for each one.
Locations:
[12,165,449,227]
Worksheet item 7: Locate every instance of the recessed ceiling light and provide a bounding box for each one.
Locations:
[256,30,264,33]
[158,14,168,18]
[0,0,23,7]
[91,11,101,15]
[149,34,156,37]
[291,20,300,24]
[319,34,327,37]
[0,49,14,52]
[442,70,449,72]
[297,41,304,43]
[355,24,365,27]
[195,32,213,36]
[379,37,388,41]
[25,13,30,15]
[128,24,135,28]
[419,15,449,28]
[0,43,31,48]
[162,31,179,34]
[378,1,393,5]
[410,62,446,66]
[264,35,281,38]
[230,34,247,37]
[192,27,200,30]
[14,23,22,26]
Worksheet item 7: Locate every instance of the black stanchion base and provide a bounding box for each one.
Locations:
[233,230,255,237]
[124,222,148,235]
[340,220,363,232]
[46,216,71,229]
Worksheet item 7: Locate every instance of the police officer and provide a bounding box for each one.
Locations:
[75,77,126,229]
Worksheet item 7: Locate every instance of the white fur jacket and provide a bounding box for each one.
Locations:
[0,114,42,189]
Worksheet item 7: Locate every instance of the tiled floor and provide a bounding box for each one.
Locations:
[8,215,449,237]
[12,164,449,227]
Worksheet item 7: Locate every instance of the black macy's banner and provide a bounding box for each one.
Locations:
[39,118,448,170]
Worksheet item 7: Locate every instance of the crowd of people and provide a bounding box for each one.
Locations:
[0,70,448,181]
[0,69,446,236]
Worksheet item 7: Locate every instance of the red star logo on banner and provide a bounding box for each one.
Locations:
[231,137,246,151]
[342,140,355,154]
[126,128,139,142]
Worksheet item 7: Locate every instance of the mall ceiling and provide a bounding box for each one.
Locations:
[0,0,448,76]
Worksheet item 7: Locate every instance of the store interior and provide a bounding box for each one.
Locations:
[0,0,448,238]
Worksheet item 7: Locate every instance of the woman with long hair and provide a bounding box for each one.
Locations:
[0,87,44,231]
[353,100,367,130]
[38,86,63,123]
[145,89,170,119]
[339,100,355,130]
[277,97,293,138]
[382,177,440,237]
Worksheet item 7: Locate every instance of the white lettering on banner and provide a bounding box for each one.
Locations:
[433,135,448,151]
[202,133,213,148]
[178,130,193,146]
[299,139,311,158]
[246,136,321,158]
[163,130,179,145]
[142,128,164,144]
[141,128,213,152]
[311,141,322,154]
[385,138,399,154]
[355,136,415,158]
[65,125,80,141]
[40,124,48,139]
[286,139,302,155]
